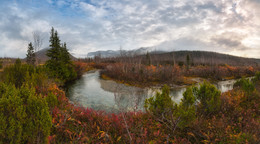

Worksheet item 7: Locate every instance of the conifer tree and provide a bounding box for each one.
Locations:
[26,42,35,65]
[46,27,76,82]
[61,42,71,64]
[0,60,2,69]
[146,52,151,66]
[186,54,190,70]
[47,27,61,61]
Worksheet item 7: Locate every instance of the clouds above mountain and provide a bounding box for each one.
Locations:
[0,0,259,58]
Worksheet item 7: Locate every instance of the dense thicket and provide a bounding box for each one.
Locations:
[0,82,51,144]
[1,59,49,88]
[101,62,256,87]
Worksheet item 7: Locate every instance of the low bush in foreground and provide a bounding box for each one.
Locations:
[0,83,51,144]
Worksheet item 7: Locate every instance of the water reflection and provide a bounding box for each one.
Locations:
[67,70,244,113]
[215,79,237,93]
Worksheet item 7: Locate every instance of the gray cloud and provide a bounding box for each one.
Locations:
[0,0,259,58]
[211,32,252,51]
[213,38,241,47]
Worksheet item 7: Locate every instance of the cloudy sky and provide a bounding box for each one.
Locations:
[0,0,259,58]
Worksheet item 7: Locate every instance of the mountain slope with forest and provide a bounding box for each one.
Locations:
[101,50,260,66]
[34,48,77,63]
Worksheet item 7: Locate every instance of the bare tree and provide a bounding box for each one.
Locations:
[33,31,43,52]
[33,31,44,65]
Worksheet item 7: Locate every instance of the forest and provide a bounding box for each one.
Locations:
[0,28,259,144]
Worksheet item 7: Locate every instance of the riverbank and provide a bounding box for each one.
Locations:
[100,72,199,88]
[100,71,254,90]
[99,63,257,89]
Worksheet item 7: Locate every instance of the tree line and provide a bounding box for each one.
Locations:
[26,27,76,83]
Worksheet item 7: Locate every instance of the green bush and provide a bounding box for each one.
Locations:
[194,82,221,116]
[145,85,197,130]
[2,60,49,89]
[46,92,58,109]
[0,83,51,144]
[176,87,196,128]
[2,59,34,88]
[0,83,25,144]
[234,77,255,95]
[144,85,174,116]
[252,71,260,83]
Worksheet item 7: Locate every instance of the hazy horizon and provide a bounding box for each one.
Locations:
[0,0,259,58]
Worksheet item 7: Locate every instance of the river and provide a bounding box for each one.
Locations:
[67,70,241,113]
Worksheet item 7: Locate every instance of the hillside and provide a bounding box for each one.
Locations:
[106,50,260,66]
[151,51,260,66]
[35,48,77,63]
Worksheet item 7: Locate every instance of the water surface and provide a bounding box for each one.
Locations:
[67,70,241,113]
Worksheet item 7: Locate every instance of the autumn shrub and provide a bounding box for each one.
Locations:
[187,65,256,80]
[73,61,88,78]
[91,62,107,69]
[103,63,182,86]
[0,83,52,144]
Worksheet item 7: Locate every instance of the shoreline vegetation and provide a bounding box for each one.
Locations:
[1,28,260,143]
[97,63,257,88]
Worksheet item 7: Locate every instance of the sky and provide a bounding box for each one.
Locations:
[0,0,259,58]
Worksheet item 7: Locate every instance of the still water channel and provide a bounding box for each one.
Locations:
[67,70,239,113]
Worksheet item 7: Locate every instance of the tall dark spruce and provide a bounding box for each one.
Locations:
[26,42,36,65]
[46,27,76,82]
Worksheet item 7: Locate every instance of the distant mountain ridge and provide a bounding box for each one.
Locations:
[87,47,166,58]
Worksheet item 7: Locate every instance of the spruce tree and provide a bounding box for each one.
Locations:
[46,27,76,82]
[47,27,61,61]
[26,42,35,65]
[0,60,2,69]
[186,54,190,70]
[146,52,151,66]
[61,42,71,64]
